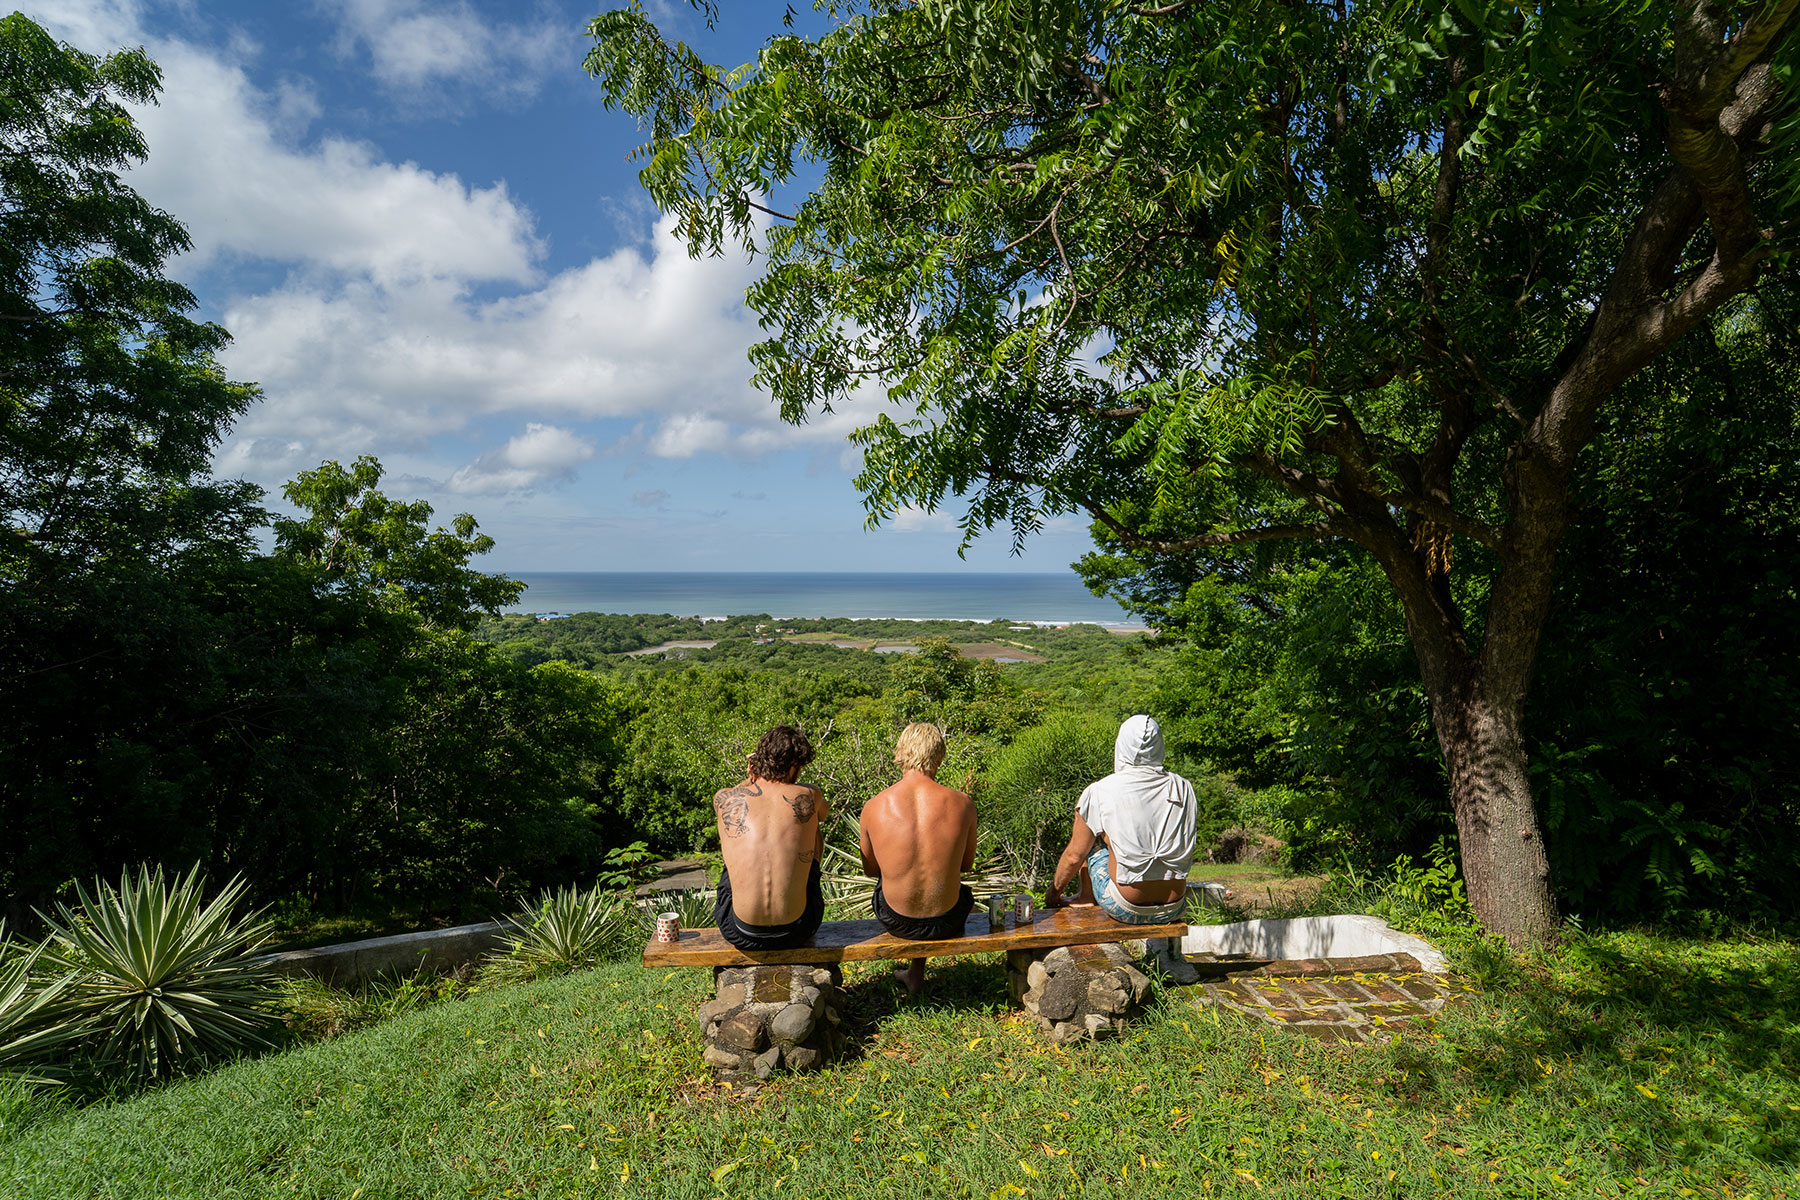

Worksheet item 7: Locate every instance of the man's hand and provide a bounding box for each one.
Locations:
[1043,885,1065,909]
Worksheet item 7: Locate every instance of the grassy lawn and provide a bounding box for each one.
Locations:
[1187,863,1328,914]
[2,931,1794,1198]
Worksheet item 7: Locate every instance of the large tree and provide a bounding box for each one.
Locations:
[588,0,1798,945]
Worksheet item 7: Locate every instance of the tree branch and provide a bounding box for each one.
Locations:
[1663,9,1792,261]
[1533,4,1795,466]
[1380,490,1501,551]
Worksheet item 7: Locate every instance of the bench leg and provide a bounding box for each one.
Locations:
[696,964,846,1081]
[1008,944,1154,1043]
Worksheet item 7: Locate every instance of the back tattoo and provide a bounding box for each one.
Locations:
[713,780,818,837]
[713,780,761,838]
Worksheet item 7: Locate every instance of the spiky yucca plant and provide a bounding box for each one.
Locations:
[655,888,717,931]
[0,941,82,1086]
[480,884,644,987]
[38,865,281,1078]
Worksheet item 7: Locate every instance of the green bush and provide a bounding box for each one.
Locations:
[36,865,283,1078]
[977,711,1118,883]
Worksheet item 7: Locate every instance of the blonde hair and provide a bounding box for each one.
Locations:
[893,722,946,775]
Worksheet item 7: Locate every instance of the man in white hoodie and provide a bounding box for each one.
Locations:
[1042,715,1200,983]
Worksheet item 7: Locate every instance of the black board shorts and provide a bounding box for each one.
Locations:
[714,860,825,952]
[872,882,975,941]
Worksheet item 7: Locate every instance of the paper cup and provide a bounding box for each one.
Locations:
[654,912,680,943]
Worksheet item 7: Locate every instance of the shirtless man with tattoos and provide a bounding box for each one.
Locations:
[711,725,829,951]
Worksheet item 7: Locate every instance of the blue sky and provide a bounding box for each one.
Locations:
[26,0,1099,572]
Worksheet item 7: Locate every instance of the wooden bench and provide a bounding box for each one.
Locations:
[641,903,1188,967]
[662,905,1192,1075]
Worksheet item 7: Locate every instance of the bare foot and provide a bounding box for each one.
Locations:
[893,958,925,997]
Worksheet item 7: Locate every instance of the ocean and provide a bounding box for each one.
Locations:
[500,572,1138,625]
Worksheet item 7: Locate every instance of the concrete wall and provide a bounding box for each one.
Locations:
[1179,915,1447,973]
[258,920,517,988]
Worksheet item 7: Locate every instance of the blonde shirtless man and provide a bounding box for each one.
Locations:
[859,723,977,995]
[712,725,829,951]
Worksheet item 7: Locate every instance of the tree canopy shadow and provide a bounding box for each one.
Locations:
[1388,934,1799,1169]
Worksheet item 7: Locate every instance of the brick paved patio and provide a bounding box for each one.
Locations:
[1185,952,1467,1043]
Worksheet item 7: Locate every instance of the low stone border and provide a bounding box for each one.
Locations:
[698,964,847,1080]
[1189,956,1460,1043]
[1008,944,1153,1044]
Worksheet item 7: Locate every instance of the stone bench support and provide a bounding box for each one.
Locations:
[651,907,1189,1073]
[696,964,846,1080]
[1008,944,1154,1043]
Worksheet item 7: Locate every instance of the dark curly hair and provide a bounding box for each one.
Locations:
[748,724,815,782]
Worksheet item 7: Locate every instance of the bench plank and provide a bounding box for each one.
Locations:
[642,904,1189,967]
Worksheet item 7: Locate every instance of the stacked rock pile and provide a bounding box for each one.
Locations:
[1007,943,1152,1043]
[695,963,846,1080]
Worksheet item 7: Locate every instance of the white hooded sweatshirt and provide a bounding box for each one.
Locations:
[1076,715,1198,884]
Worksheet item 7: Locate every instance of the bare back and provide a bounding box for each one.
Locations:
[859,770,976,918]
[714,775,827,926]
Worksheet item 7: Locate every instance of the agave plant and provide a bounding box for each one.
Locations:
[0,941,83,1087]
[651,888,717,931]
[480,883,643,987]
[37,865,282,1078]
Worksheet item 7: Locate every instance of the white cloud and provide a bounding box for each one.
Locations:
[208,211,809,478]
[318,0,564,105]
[22,0,145,53]
[890,505,959,533]
[631,489,669,508]
[447,422,594,494]
[28,1,900,496]
[129,41,541,287]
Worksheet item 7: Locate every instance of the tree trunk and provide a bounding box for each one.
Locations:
[1418,657,1560,948]
[1380,515,1563,949]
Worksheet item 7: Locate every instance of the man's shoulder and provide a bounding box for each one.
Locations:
[910,779,973,813]
[935,781,974,809]
[776,780,825,819]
